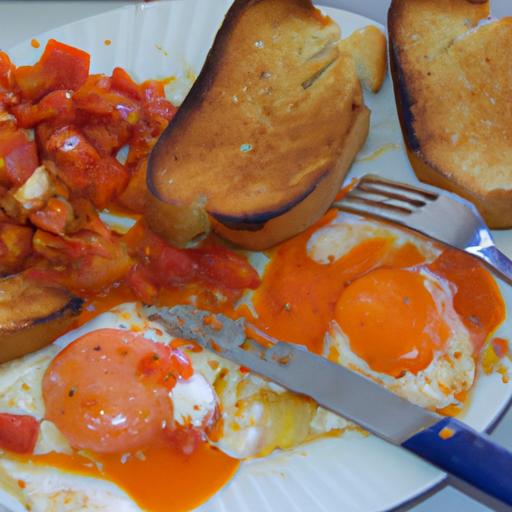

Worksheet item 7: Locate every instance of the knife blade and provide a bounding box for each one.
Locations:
[154,305,512,511]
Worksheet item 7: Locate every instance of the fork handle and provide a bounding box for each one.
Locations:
[471,246,512,284]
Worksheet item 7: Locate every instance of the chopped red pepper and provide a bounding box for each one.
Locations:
[46,125,129,208]
[111,67,142,100]
[0,128,38,185]
[15,39,90,101]
[137,343,193,390]
[12,89,75,128]
[0,413,39,454]
[29,197,73,235]
[0,52,15,91]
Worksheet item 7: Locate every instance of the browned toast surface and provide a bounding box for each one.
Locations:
[0,274,82,363]
[389,0,512,227]
[340,26,387,93]
[148,0,367,246]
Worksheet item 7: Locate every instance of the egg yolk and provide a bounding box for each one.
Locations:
[43,329,190,453]
[334,268,450,377]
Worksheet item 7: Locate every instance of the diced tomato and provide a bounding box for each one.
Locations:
[46,125,98,184]
[0,110,16,131]
[72,74,114,116]
[33,228,133,292]
[0,413,39,454]
[126,263,158,304]
[0,129,38,185]
[73,74,140,156]
[69,248,133,293]
[74,74,140,119]
[88,157,130,208]
[125,123,156,169]
[12,89,75,128]
[117,157,148,213]
[156,245,198,285]
[15,39,90,101]
[29,197,73,235]
[68,198,111,238]
[80,117,132,156]
[33,229,112,262]
[123,219,166,260]
[0,222,33,274]
[46,125,129,208]
[34,121,55,157]
[0,52,18,107]
[111,67,141,100]
[137,343,193,390]
[123,221,259,292]
[124,80,176,169]
[140,80,177,120]
[192,244,261,290]
[0,51,15,91]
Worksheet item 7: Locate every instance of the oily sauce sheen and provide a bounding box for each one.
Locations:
[246,212,505,374]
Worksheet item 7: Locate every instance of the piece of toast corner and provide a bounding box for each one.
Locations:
[340,26,387,93]
[389,0,512,228]
[148,0,368,249]
[0,274,82,363]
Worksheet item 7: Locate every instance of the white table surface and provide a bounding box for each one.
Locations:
[0,1,510,511]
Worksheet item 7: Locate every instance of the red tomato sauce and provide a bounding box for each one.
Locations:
[0,39,249,511]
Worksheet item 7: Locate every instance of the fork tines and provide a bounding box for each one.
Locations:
[334,175,438,220]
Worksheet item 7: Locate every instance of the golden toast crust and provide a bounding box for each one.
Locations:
[148,0,368,247]
[0,274,82,363]
[389,0,512,227]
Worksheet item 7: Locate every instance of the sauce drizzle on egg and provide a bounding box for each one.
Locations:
[246,212,505,375]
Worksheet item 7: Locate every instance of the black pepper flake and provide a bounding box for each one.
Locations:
[152,354,160,361]
[68,387,77,398]
[93,346,101,351]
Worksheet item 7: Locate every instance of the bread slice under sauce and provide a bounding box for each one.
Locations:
[389,0,512,228]
[148,0,370,250]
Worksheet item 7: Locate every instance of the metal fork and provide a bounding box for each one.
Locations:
[333,174,512,284]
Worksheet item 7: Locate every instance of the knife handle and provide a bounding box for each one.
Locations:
[402,417,512,508]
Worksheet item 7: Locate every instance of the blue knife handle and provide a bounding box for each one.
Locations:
[402,417,512,507]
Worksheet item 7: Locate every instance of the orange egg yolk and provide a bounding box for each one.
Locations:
[42,329,192,453]
[334,268,450,377]
[37,327,239,511]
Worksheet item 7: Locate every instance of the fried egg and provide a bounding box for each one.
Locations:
[0,303,347,511]
[248,212,504,414]
[311,214,476,410]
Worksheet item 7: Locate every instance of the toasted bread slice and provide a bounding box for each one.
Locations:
[148,0,368,249]
[389,0,512,228]
[0,274,82,363]
[340,26,387,93]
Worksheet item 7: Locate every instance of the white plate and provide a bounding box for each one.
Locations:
[4,2,512,511]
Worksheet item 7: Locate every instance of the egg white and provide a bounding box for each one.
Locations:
[307,212,441,265]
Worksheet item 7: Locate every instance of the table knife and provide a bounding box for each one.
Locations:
[154,305,512,511]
